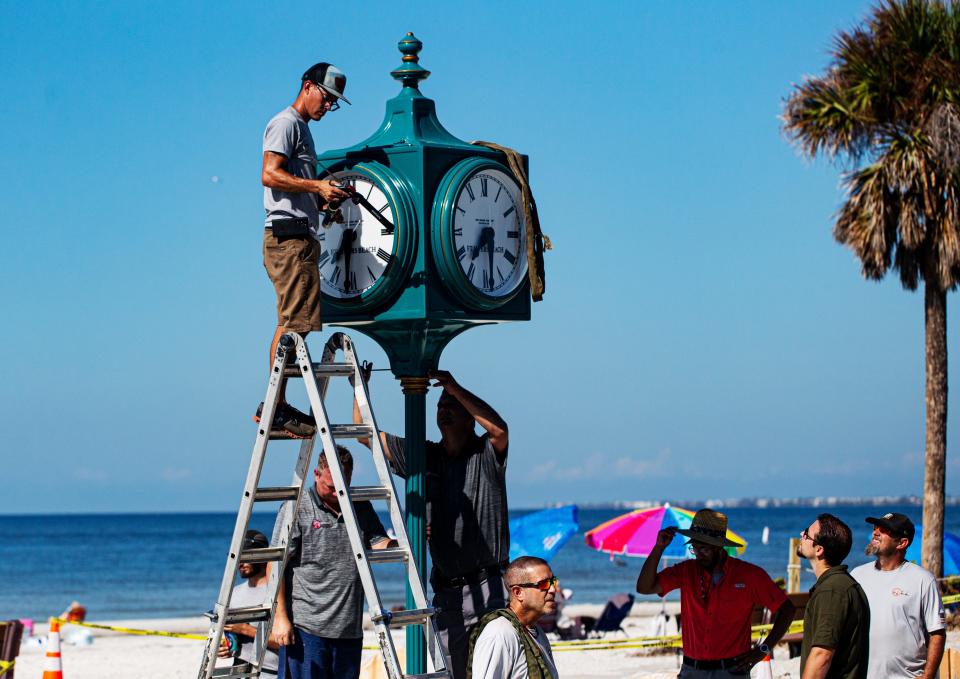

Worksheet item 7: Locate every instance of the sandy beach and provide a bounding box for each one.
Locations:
[9,601,891,679]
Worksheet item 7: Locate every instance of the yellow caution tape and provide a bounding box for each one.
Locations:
[0,660,14,677]
[56,618,206,640]
[943,594,960,605]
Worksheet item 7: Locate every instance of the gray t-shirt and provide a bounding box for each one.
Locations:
[471,617,557,679]
[262,106,320,232]
[229,580,279,672]
[386,433,509,580]
[276,485,388,639]
[851,561,945,679]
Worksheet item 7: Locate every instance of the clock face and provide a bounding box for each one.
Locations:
[318,172,397,299]
[451,168,526,297]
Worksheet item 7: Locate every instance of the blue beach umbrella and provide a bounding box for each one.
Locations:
[905,525,960,576]
[509,505,579,561]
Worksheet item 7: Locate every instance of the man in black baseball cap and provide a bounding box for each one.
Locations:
[219,530,280,674]
[258,62,353,438]
[864,512,915,544]
[852,513,945,679]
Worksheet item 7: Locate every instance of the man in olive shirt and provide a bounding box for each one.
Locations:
[797,513,869,679]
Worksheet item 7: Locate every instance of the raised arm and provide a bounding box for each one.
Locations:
[430,370,508,456]
[352,362,396,461]
[636,527,675,595]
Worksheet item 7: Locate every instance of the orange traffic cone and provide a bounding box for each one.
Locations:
[42,617,64,679]
[754,653,773,679]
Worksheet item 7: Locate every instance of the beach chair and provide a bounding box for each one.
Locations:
[590,592,635,637]
[0,620,24,679]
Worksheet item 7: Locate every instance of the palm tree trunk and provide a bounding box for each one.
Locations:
[922,282,947,578]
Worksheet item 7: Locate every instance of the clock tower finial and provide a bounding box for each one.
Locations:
[391,32,430,89]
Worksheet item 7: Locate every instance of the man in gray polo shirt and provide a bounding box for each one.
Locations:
[355,368,510,679]
[272,446,396,679]
[852,513,945,679]
[258,62,350,438]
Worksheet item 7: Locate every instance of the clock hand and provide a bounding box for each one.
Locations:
[342,229,355,291]
[487,231,495,288]
[472,226,494,260]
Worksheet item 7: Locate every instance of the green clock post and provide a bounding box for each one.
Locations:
[320,34,533,675]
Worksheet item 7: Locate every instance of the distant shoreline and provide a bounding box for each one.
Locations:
[567,495,959,509]
[1,496,956,517]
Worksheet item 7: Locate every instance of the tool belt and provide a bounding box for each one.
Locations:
[433,561,507,590]
[269,217,311,238]
[682,656,747,674]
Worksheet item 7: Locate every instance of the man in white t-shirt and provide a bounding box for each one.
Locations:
[468,556,559,679]
[218,530,280,675]
[851,513,945,679]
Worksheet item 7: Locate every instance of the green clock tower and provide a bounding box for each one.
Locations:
[318,33,538,675]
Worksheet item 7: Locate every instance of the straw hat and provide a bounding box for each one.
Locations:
[676,509,743,548]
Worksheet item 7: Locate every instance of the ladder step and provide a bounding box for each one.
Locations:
[366,547,409,564]
[267,429,315,441]
[283,363,355,378]
[254,486,300,502]
[212,666,259,678]
[349,485,391,502]
[329,423,373,439]
[238,547,285,564]
[371,607,435,626]
[224,606,271,624]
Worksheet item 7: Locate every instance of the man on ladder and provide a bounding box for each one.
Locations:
[259,61,350,437]
[272,446,398,679]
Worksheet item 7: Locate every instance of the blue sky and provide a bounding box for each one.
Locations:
[2,1,957,513]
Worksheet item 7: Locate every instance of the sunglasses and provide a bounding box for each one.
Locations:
[312,82,340,111]
[513,576,558,592]
[801,529,818,544]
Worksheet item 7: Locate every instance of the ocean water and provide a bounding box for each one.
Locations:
[3,504,957,621]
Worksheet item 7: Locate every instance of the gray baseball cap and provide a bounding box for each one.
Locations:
[302,62,351,105]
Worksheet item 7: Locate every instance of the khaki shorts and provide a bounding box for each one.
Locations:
[263,228,322,333]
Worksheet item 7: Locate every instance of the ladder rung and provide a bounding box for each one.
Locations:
[283,363,355,378]
[212,666,259,678]
[238,547,285,564]
[224,606,271,624]
[329,424,373,439]
[267,429,314,441]
[349,485,391,501]
[254,486,300,502]
[366,547,409,564]
[371,607,434,626]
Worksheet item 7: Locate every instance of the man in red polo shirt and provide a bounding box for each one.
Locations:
[637,509,796,677]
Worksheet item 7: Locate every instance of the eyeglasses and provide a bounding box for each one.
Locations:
[801,529,818,544]
[313,83,340,111]
[513,576,558,592]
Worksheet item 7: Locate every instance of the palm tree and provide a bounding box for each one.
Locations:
[783,0,960,577]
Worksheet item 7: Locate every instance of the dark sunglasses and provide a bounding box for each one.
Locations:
[312,82,340,111]
[513,576,557,592]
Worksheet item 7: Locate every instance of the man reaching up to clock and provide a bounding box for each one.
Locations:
[257,62,350,437]
[355,367,510,679]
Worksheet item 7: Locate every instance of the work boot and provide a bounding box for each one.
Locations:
[253,402,316,438]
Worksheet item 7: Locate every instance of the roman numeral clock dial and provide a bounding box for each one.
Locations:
[433,160,528,309]
[317,165,413,311]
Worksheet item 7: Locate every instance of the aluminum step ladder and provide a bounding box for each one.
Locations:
[198,332,450,679]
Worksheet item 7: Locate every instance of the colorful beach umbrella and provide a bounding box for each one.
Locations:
[584,504,747,559]
[509,505,579,561]
[905,525,960,576]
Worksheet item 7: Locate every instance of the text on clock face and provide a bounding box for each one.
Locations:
[452,169,526,295]
[319,172,397,299]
